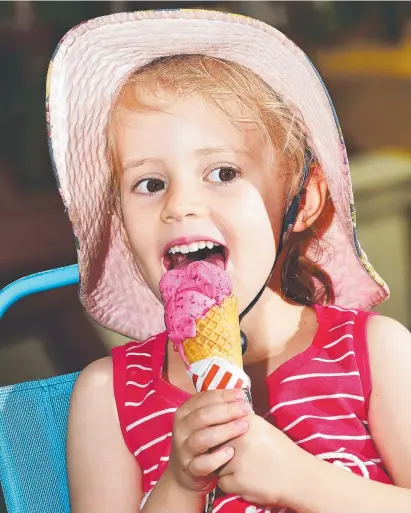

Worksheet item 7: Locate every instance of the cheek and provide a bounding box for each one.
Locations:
[245,207,276,269]
[233,189,278,250]
[122,214,155,265]
[224,191,277,289]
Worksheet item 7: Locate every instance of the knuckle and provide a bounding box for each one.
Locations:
[225,402,240,418]
[190,430,209,453]
[197,406,211,425]
[226,420,239,437]
[172,432,184,450]
[185,433,195,452]
[232,401,247,416]
[174,406,184,422]
[182,456,192,472]
[195,391,208,404]
[187,458,201,477]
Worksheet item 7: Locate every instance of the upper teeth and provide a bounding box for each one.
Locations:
[168,241,219,255]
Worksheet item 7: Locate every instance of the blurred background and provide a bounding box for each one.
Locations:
[1,0,411,400]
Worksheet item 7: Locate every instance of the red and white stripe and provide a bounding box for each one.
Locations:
[189,357,250,392]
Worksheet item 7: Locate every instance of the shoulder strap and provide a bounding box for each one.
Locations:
[353,310,377,411]
[111,343,136,455]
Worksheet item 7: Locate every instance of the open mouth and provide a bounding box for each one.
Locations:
[163,241,228,271]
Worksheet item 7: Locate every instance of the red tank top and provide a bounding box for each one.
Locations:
[112,304,392,512]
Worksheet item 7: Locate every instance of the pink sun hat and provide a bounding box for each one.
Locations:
[46,9,389,341]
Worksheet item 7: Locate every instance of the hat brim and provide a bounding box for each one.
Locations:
[47,9,389,341]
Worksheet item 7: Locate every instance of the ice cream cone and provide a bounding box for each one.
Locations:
[182,295,242,368]
[159,261,250,395]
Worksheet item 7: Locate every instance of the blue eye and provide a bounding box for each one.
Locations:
[134,178,166,195]
[207,167,239,183]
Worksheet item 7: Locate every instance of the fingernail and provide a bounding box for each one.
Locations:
[225,446,234,457]
[235,419,248,430]
[235,389,246,400]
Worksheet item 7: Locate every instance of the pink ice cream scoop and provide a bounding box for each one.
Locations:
[159,260,232,361]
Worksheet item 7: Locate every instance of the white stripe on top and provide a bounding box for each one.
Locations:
[328,305,358,314]
[329,320,355,332]
[125,390,155,407]
[126,352,151,357]
[143,455,172,474]
[126,337,156,352]
[265,393,364,418]
[125,344,140,352]
[323,334,353,349]
[143,464,159,475]
[282,413,357,433]
[126,364,151,371]
[313,351,355,363]
[126,380,153,388]
[296,432,371,446]
[212,495,240,512]
[134,432,172,457]
[126,408,177,432]
[281,371,359,384]
[343,460,377,467]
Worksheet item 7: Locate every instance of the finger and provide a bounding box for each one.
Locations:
[185,401,251,433]
[188,446,235,477]
[186,418,249,456]
[178,389,247,420]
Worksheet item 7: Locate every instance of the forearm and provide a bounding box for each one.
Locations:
[141,469,206,513]
[287,451,411,513]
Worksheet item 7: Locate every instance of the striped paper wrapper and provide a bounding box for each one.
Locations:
[188,357,252,404]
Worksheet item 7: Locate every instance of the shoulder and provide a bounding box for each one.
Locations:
[366,314,411,395]
[366,315,411,396]
[67,356,144,511]
[71,356,114,399]
[366,314,411,364]
[69,355,126,436]
[69,356,117,435]
[366,315,411,395]
[366,316,411,487]
[367,313,410,338]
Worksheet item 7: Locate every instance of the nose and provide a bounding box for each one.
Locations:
[161,180,206,223]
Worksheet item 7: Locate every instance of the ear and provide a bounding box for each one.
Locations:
[293,163,328,233]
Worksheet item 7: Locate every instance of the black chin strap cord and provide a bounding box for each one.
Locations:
[240,152,312,354]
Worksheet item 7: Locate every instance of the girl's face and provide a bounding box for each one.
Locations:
[117,93,287,313]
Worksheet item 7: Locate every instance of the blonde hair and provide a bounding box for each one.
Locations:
[106,54,334,305]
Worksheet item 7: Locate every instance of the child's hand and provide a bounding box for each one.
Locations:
[217,413,306,508]
[167,389,252,497]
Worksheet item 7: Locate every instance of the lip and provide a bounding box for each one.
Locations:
[162,235,229,270]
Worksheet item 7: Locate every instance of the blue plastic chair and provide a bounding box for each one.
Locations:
[0,265,80,513]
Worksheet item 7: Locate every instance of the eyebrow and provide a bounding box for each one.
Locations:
[123,147,251,172]
[194,147,252,158]
[123,158,153,172]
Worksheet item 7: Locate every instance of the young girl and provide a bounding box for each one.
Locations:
[46,9,411,513]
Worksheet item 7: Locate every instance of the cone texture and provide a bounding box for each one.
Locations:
[182,296,242,367]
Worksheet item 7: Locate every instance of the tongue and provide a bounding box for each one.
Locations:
[172,251,225,270]
[204,251,225,269]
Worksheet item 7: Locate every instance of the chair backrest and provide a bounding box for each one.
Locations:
[0,373,79,513]
[0,265,80,513]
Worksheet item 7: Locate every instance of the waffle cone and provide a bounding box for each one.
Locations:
[182,296,242,367]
